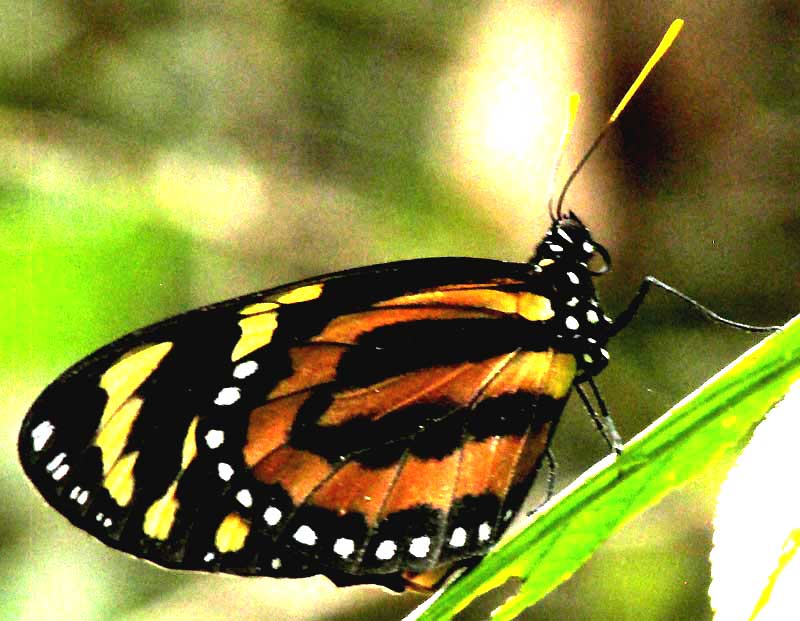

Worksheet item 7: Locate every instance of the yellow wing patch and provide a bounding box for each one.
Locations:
[374,289,554,322]
[99,342,173,425]
[276,284,324,304]
[103,451,139,506]
[516,293,555,322]
[180,416,199,468]
[94,397,143,475]
[232,283,323,361]
[232,312,279,362]
[143,481,179,540]
[215,513,250,553]
[142,417,199,540]
[240,301,279,315]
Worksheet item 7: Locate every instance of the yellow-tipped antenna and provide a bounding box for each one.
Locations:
[547,92,581,220]
[555,18,684,219]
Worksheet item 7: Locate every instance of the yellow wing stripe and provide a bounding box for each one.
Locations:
[275,284,324,304]
[141,416,199,540]
[240,301,279,315]
[374,289,554,322]
[99,342,173,426]
[181,416,198,469]
[103,451,139,507]
[215,513,250,553]
[94,397,143,475]
[143,481,179,540]
[232,312,279,361]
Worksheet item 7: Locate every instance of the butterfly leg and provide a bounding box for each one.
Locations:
[525,448,558,517]
[610,276,780,337]
[575,380,623,454]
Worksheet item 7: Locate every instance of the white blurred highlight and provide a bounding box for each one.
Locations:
[439,3,585,216]
[710,382,800,621]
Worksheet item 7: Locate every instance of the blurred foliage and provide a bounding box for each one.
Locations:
[3,1,798,621]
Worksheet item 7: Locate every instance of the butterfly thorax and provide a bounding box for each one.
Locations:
[529,214,613,378]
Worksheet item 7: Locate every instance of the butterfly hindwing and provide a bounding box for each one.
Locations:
[20,248,599,588]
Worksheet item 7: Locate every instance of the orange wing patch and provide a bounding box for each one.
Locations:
[379,452,461,516]
[317,355,514,427]
[316,350,575,428]
[310,462,402,526]
[312,307,493,345]
[244,393,308,467]
[454,435,526,500]
[251,446,333,505]
[267,344,347,399]
[483,350,576,401]
[510,423,553,488]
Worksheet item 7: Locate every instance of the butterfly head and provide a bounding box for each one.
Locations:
[533,212,611,276]
[530,212,614,378]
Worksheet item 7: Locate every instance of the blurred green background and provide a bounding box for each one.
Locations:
[2,1,798,620]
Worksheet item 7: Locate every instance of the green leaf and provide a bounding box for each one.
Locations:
[407,315,800,621]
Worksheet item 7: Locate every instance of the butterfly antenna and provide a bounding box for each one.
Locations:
[555,18,684,219]
[547,92,581,221]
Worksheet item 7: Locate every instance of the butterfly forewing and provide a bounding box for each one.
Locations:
[20,231,607,589]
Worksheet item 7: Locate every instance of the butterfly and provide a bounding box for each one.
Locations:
[22,19,760,594]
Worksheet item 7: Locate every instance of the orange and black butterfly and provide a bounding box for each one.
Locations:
[22,20,760,594]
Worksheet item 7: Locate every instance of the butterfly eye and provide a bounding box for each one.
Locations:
[587,242,611,275]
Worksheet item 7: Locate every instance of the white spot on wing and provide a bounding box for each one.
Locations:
[31,421,55,452]
[205,429,224,449]
[217,462,234,481]
[333,537,355,558]
[103,518,112,528]
[77,490,89,505]
[375,540,397,560]
[558,229,573,243]
[204,552,215,562]
[214,387,241,406]
[549,244,564,253]
[567,272,580,285]
[52,464,69,481]
[586,309,599,324]
[449,527,467,548]
[409,536,431,558]
[566,297,579,307]
[565,316,580,330]
[583,241,594,253]
[271,557,282,570]
[478,522,492,542]
[46,452,66,472]
[264,506,282,526]
[233,360,259,379]
[293,525,317,546]
[236,489,253,508]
